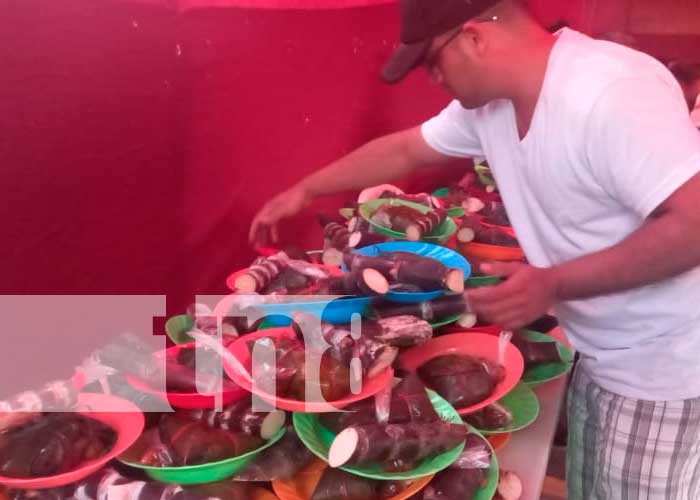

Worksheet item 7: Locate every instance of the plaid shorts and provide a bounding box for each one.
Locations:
[567,366,700,500]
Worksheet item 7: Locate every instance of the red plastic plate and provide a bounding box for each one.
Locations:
[438,324,502,336]
[458,241,525,262]
[127,343,248,410]
[399,332,524,415]
[487,432,512,451]
[481,222,517,238]
[0,392,144,490]
[225,328,393,413]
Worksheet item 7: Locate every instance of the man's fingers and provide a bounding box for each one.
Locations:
[467,281,520,305]
[481,308,528,330]
[480,261,523,277]
[500,315,530,331]
[471,296,525,322]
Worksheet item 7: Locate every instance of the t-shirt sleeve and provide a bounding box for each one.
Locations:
[421,100,485,158]
[585,77,700,218]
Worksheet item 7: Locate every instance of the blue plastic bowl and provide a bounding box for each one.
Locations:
[259,296,373,327]
[346,241,471,303]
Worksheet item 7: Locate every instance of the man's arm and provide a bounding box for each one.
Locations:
[249,127,454,242]
[299,126,453,197]
[551,173,700,300]
[467,174,700,330]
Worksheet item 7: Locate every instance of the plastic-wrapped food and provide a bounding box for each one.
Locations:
[372,205,446,241]
[234,427,313,482]
[234,252,290,293]
[154,358,238,395]
[157,414,264,466]
[0,380,79,434]
[320,268,389,296]
[319,214,352,267]
[248,337,352,402]
[347,251,465,293]
[311,315,432,351]
[92,333,160,380]
[320,375,438,433]
[511,332,562,367]
[263,268,312,294]
[0,414,116,478]
[311,467,409,500]
[462,402,513,430]
[417,355,504,409]
[291,315,400,380]
[311,468,378,500]
[328,421,467,470]
[288,353,352,402]
[482,201,511,227]
[177,396,285,440]
[7,467,250,500]
[418,434,492,500]
[389,252,464,294]
[347,230,388,250]
[373,295,468,323]
[473,227,519,247]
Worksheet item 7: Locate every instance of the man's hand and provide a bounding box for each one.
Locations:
[466,262,560,330]
[249,185,310,244]
[246,127,454,246]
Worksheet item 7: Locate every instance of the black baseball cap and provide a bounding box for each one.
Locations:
[382,0,502,83]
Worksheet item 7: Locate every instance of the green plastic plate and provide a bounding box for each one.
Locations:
[358,199,458,244]
[474,433,500,500]
[118,427,286,485]
[519,330,574,387]
[293,390,497,486]
[432,187,450,199]
[365,309,460,330]
[446,207,466,218]
[465,275,503,288]
[466,382,540,435]
[165,314,195,345]
[430,314,461,329]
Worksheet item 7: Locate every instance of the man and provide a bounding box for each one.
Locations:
[669,60,700,128]
[250,0,700,498]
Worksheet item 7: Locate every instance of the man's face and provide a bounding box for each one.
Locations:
[423,27,497,109]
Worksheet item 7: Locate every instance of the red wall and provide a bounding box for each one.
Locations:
[0,0,465,389]
[1,0,696,389]
[4,0,693,303]
[177,5,463,299]
[0,0,187,390]
[0,1,464,304]
[0,0,184,298]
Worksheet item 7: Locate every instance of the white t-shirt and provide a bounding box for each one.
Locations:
[422,28,700,401]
